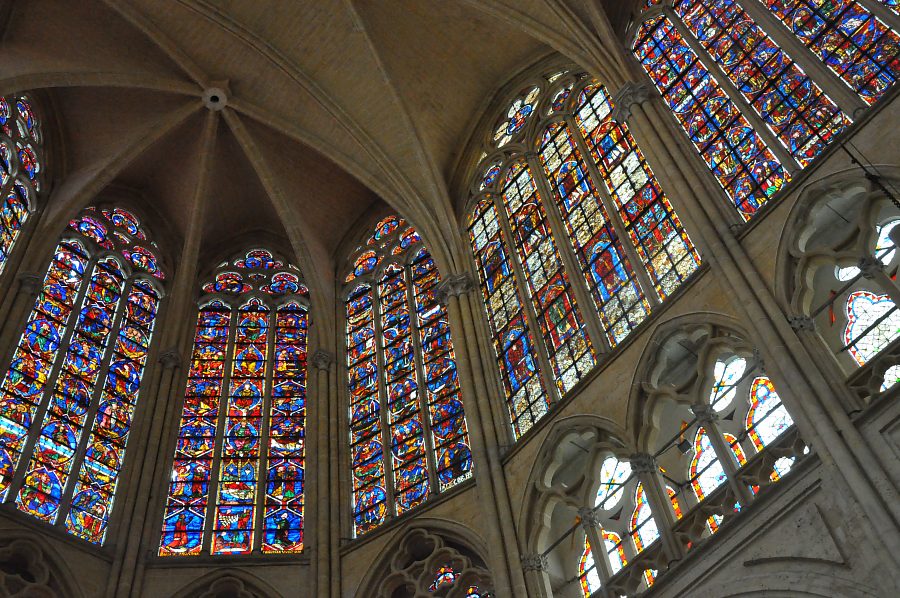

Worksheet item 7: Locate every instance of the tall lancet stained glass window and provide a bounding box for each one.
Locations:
[345,216,473,536]
[159,249,309,556]
[0,94,43,274]
[0,206,164,544]
[633,0,899,219]
[467,73,700,439]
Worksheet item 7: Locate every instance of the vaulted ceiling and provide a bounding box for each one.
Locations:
[0,0,640,305]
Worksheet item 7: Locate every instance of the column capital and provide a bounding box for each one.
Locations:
[16,272,42,296]
[436,273,476,306]
[311,349,335,371]
[159,348,182,369]
[577,506,603,530]
[858,255,884,279]
[520,553,549,572]
[611,81,654,123]
[691,403,718,424]
[787,315,815,332]
[628,452,659,474]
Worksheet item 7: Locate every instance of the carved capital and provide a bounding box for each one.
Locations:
[858,255,884,279]
[436,273,475,306]
[787,315,815,332]
[311,349,335,371]
[521,553,549,572]
[628,452,659,475]
[159,349,182,369]
[691,403,718,423]
[577,506,603,530]
[17,272,42,296]
[611,81,654,123]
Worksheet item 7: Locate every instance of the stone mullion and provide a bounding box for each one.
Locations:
[311,349,334,598]
[566,114,662,307]
[440,279,520,596]
[490,192,562,403]
[665,6,800,173]
[403,262,440,497]
[328,331,342,598]
[370,280,398,520]
[740,0,867,117]
[5,253,96,503]
[691,406,756,507]
[525,151,611,352]
[201,305,240,555]
[629,453,685,562]
[251,306,278,553]
[55,272,133,527]
[578,507,614,598]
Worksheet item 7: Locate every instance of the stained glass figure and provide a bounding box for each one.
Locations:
[502,161,596,393]
[0,94,42,274]
[0,203,163,545]
[634,14,789,219]
[467,200,549,438]
[540,121,651,344]
[763,0,900,104]
[844,290,900,365]
[160,249,308,556]
[345,217,472,536]
[676,0,850,167]
[574,83,700,304]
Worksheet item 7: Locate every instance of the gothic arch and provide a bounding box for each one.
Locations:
[627,312,756,451]
[355,522,493,598]
[776,166,900,400]
[170,570,285,598]
[0,533,86,598]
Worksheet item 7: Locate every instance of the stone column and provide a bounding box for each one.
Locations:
[311,349,334,598]
[858,255,900,306]
[629,453,685,562]
[691,404,755,507]
[521,553,554,598]
[438,273,524,596]
[578,507,613,598]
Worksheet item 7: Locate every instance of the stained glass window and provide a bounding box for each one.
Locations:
[502,161,596,393]
[428,564,489,596]
[676,0,851,167]
[0,94,43,274]
[0,205,162,544]
[467,199,549,438]
[468,75,699,438]
[634,14,789,219]
[572,83,700,305]
[844,289,900,365]
[763,0,900,104]
[579,531,627,597]
[345,217,472,537]
[159,249,308,555]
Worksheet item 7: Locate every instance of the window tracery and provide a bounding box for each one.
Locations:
[786,178,900,398]
[632,0,899,218]
[0,94,43,274]
[159,249,308,556]
[0,205,163,544]
[344,216,472,537]
[467,73,700,439]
